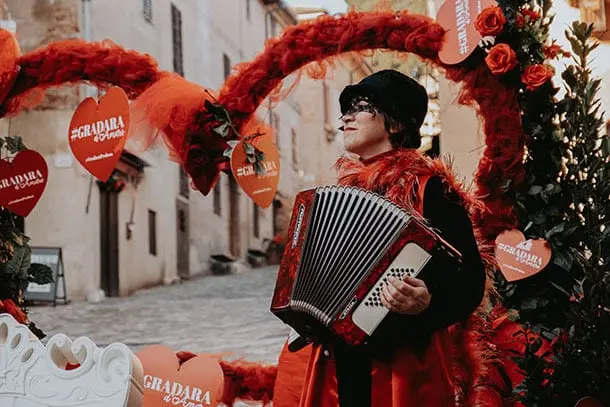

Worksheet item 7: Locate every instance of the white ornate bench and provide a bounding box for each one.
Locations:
[0,313,143,407]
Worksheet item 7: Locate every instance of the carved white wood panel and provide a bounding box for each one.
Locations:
[0,313,143,407]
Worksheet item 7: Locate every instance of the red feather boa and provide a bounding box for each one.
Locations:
[0,10,525,239]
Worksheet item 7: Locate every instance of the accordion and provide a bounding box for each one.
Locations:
[270,185,463,348]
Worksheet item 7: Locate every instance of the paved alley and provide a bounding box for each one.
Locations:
[28,266,290,365]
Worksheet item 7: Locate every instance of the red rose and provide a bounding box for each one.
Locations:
[544,44,561,59]
[1,299,28,324]
[543,41,571,59]
[485,44,518,75]
[515,14,526,29]
[521,8,540,22]
[475,6,507,36]
[521,64,554,91]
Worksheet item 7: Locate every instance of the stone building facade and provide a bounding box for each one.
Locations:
[0,0,379,302]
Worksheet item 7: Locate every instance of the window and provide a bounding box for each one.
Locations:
[143,0,152,22]
[213,181,221,216]
[246,0,251,21]
[223,54,231,80]
[323,81,336,142]
[323,81,330,125]
[171,4,184,76]
[272,112,280,150]
[148,210,157,256]
[179,166,189,198]
[253,202,260,238]
[270,16,278,37]
[291,128,298,166]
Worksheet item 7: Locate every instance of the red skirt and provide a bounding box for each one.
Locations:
[273,330,456,407]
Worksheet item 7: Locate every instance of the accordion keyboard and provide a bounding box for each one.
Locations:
[351,242,432,335]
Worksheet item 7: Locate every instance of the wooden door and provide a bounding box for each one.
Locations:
[228,175,241,258]
[100,187,119,297]
[176,199,190,279]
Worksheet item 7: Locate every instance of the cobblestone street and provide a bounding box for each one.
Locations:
[28,266,290,365]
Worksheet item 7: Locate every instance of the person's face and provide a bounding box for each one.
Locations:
[340,97,393,160]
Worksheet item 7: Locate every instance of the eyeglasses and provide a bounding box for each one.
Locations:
[340,97,380,119]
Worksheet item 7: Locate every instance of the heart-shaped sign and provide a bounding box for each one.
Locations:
[494,229,552,282]
[230,136,280,209]
[436,0,497,64]
[137,345,225,407]
[0,150,48,217]
[68,86,130,182]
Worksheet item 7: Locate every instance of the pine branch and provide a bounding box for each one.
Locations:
[517,21,610,405]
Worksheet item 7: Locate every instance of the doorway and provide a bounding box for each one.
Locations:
[176,199,190,279]
[228,175,241,258]
[99,187,119,297]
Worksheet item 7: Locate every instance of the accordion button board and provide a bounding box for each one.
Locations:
[351,242,432,335]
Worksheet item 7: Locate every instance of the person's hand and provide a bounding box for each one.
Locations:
[381,275,431,315]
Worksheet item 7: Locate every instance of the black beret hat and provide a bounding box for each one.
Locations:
[340,69,429,134]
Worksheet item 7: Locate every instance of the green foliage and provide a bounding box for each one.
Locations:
[4,135,26,155]
[495,0,570,328]
[203,99,268,174]
[499,21,610,404]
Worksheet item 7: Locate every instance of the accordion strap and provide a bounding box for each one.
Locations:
[415,174,432,215]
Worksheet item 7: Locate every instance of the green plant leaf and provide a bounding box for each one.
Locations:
[550,280,571,297]
[254,161,265,176]
[213,123,230,137]
[204,100,231,123]
[5,136,26,154]
[546,222,565,238]
[243,142,255,155]
[5,245,31,278]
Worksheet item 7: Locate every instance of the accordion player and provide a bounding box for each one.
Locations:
[270,185,463,350]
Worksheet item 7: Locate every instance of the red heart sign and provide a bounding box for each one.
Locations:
[0,150,48,217]
[137,345,225,407]
[494,229,552,282]
[68,87,130,181]
[230,136,280,209]
[436,0,496,64]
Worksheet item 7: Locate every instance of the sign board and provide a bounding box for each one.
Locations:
[436,0,497,65]
[23,247,68,306]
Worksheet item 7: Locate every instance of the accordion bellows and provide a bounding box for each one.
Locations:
[271,186,463,347]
